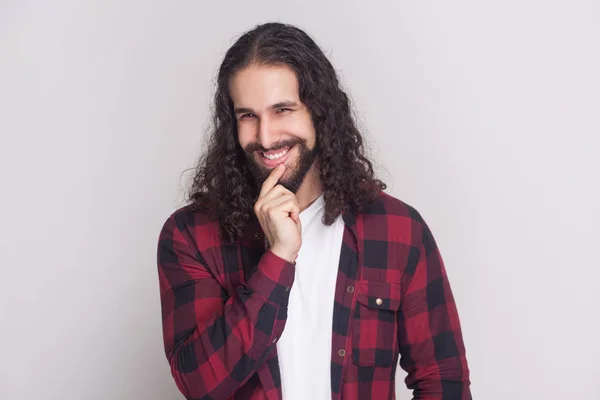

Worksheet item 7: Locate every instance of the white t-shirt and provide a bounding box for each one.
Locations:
[276,194,345,399]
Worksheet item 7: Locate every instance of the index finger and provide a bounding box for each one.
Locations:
[259,164,286,198]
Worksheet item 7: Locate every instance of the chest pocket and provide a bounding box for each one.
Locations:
[351,280,402,367]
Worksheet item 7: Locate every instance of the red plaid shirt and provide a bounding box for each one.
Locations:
[157,192,471,399]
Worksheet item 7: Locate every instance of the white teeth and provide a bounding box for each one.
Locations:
[263,148,289,160]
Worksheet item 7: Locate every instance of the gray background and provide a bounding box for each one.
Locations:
[1,1,599,399]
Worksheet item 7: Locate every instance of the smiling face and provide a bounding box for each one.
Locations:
[230,64,318,193]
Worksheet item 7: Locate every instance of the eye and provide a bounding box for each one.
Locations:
[276,108,291,114]
[241,113,256,119]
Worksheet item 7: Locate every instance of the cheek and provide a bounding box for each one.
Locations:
[286,145,302,165]
[296,116,316,144]
[286,119,311,141]
[308,128,316,146]
[302,127,316,148]
[237,125,253,149]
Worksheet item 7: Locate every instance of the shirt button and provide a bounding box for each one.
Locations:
[253,233,260,240]
[375,298,383,306]
[338,349,346,357]
[347,286,354,293]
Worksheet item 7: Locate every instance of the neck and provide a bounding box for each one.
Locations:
[295,161,323,212]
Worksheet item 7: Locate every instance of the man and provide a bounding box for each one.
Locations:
[157,22,471,400]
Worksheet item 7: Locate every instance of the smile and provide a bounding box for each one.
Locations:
[259,145,294,168]
[262,147,290,160]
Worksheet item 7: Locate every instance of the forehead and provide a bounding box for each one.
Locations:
[229,64,300,107]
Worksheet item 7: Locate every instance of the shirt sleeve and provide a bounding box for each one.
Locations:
[397,212,472,399]
[157,213,295,400]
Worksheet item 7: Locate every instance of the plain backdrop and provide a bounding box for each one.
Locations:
[1,1,599,399]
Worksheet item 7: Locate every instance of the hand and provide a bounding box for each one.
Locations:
[253,164,302,263]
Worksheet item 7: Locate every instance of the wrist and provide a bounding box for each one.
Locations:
[270,246,297,264]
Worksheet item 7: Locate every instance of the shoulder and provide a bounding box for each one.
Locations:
[158,202,221,247]
[361,191,423,222]
[359,191,429,244]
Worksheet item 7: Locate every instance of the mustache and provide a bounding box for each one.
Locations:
[244,138,303,154]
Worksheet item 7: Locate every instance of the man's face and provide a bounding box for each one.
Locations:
[230,64,317,193]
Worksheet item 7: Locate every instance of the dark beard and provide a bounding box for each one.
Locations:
[244,138,318,195]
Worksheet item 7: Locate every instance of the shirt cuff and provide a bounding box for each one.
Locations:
[247,250,296,306]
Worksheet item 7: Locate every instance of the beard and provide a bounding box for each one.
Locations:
[244,138,318,194]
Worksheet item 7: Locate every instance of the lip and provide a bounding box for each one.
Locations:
[259,145,294,169]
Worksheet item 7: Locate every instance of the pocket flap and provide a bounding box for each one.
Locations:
[355,281,401,311]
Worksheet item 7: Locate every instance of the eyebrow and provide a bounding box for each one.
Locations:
[233,100,300,115]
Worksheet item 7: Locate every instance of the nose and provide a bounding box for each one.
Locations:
[257,117,279,150]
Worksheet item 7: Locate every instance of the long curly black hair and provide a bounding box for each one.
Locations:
[188,22,386,244]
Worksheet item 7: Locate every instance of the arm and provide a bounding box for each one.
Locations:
[397,213,471,399]
[157,214,294,399]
